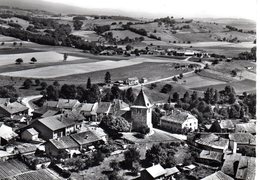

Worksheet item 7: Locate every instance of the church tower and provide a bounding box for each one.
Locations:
[131,89,153,131]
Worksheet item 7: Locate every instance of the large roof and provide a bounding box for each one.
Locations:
[80,103,94,112]
[57,99,80,109]
[0,102,28,115]
[222,153,242,177]
[70,131,101,145]
[161,110,197,124]
[219,120,235,129]
[202,171,234,180]
[37,115,67,131]
[49,136,79,149]
[229,133,256,145]
[0,123,17,140]
[133,89,152,108]
[235,123,256,134]
[236,156,255,180]
[96,102,111,114]
[144,164,166,178]
[195,134,229,150]
[199,150,223,163]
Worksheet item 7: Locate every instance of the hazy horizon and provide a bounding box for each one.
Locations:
[0,0,257,21]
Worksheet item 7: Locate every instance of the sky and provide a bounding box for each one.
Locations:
[43,0,257,20]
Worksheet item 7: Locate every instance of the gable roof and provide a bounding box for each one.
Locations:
[235,123,256,134]
[49,136,79,150]
[229,133,256,145]
[221,153,242,176]
[144,164,166,178]
[195,134,229,150]
[161,110,197,124]
[80,103,94,112]
[96,102,111,114]
[24,128,38,136]
[57,99,80,109]
[133,89,152,107]
[0,98,10,105]
[0,123,17,140]
[41,110,59,118]
[235,156,255,180]
[199,150,223,163]
[0,102,28,115]
[37,115,67,131]
[70,131,101,146]
[219,120,235,129]
[43,101,58,108]
[202,171,234,180]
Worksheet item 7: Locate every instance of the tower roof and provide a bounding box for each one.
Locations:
[133,89,152,107]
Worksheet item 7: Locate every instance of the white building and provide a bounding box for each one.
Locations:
[160,109,198,133]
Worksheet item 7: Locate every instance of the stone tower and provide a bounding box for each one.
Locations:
[131,89,153,130]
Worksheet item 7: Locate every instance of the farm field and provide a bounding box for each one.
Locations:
[0,57,192,79]
[181,73,226,88]
[0,51,83,66]
[71,30,101,41]
[105,30,152,40]
[0,34,19,42]
[192,79,256,94]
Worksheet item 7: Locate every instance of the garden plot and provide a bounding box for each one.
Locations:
[0,51,83,66]
[0,57,185,79]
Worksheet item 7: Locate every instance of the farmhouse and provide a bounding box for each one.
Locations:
[70,131,103,150]
[0,101,28,120]
[21,128,39,141]
[235,156,255,180]
[195,134,229,152]
[160,109,198,133]
[80,102,98,121]
[140,164,166,180]
[229,133,255,156]
[201,171,234,180]
[126,77,139,86]
[198,150,223,167]
[30,112,83,140]
[131,89,153,130]
[209,120,235,133]
[45,136,79,158]
[235,123,256,135]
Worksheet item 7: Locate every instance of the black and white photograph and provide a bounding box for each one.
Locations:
[0,0,257,179]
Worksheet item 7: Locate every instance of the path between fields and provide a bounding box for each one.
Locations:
[21,95,42,116]
[121,57,205,90]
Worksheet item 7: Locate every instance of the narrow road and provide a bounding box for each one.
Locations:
[21,95,43,116]
[154,128,187,141]
[120,57,205,90]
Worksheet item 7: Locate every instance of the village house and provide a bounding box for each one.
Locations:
[235,123,256,135]
[131,89,153,130]
[45,136,80,158]
[21,128,39,141]
[221,153,242,178]
[30,112,84,140]
[80,102,98,121]
[160,109,198,133]
[0,123,17,146]
[195,134,229,153]
[126,77,139,86]
[70,131,103,150]
[229,133,255,156]
[209,120,235,133]
[109,99,130,117]
[197,150,223,167]
[40,99,81,112]
[235,156,255,180]
[140,164,166,180]
[140,77,148,84]
[201,171,234,180]
[96,102,112,119]
[0,101,28,121]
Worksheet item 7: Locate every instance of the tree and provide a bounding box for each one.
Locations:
[229,93,236,104]
[124,146,141,168]
[172,92,180,102]
[53,80,60,87]
[125,88,135,103]
[131,161,141,176]
[40,82,48,90]
[183,91,190,103]
[31,57,37,64]
[179,73,183,79]
[63,53,68,61]
[110,160,121,172]
[13,41,17,46]
[73,20,83,30]
[125,44,132,51]
[87,77,92,89]
[46,85,59,100]
[15,58,23,64]
[145,144,167,166]
[105,72,111,84]
[191,91,198,101]
[23,79,33,89]
[100,115,131,136]
[35,79,41,86]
